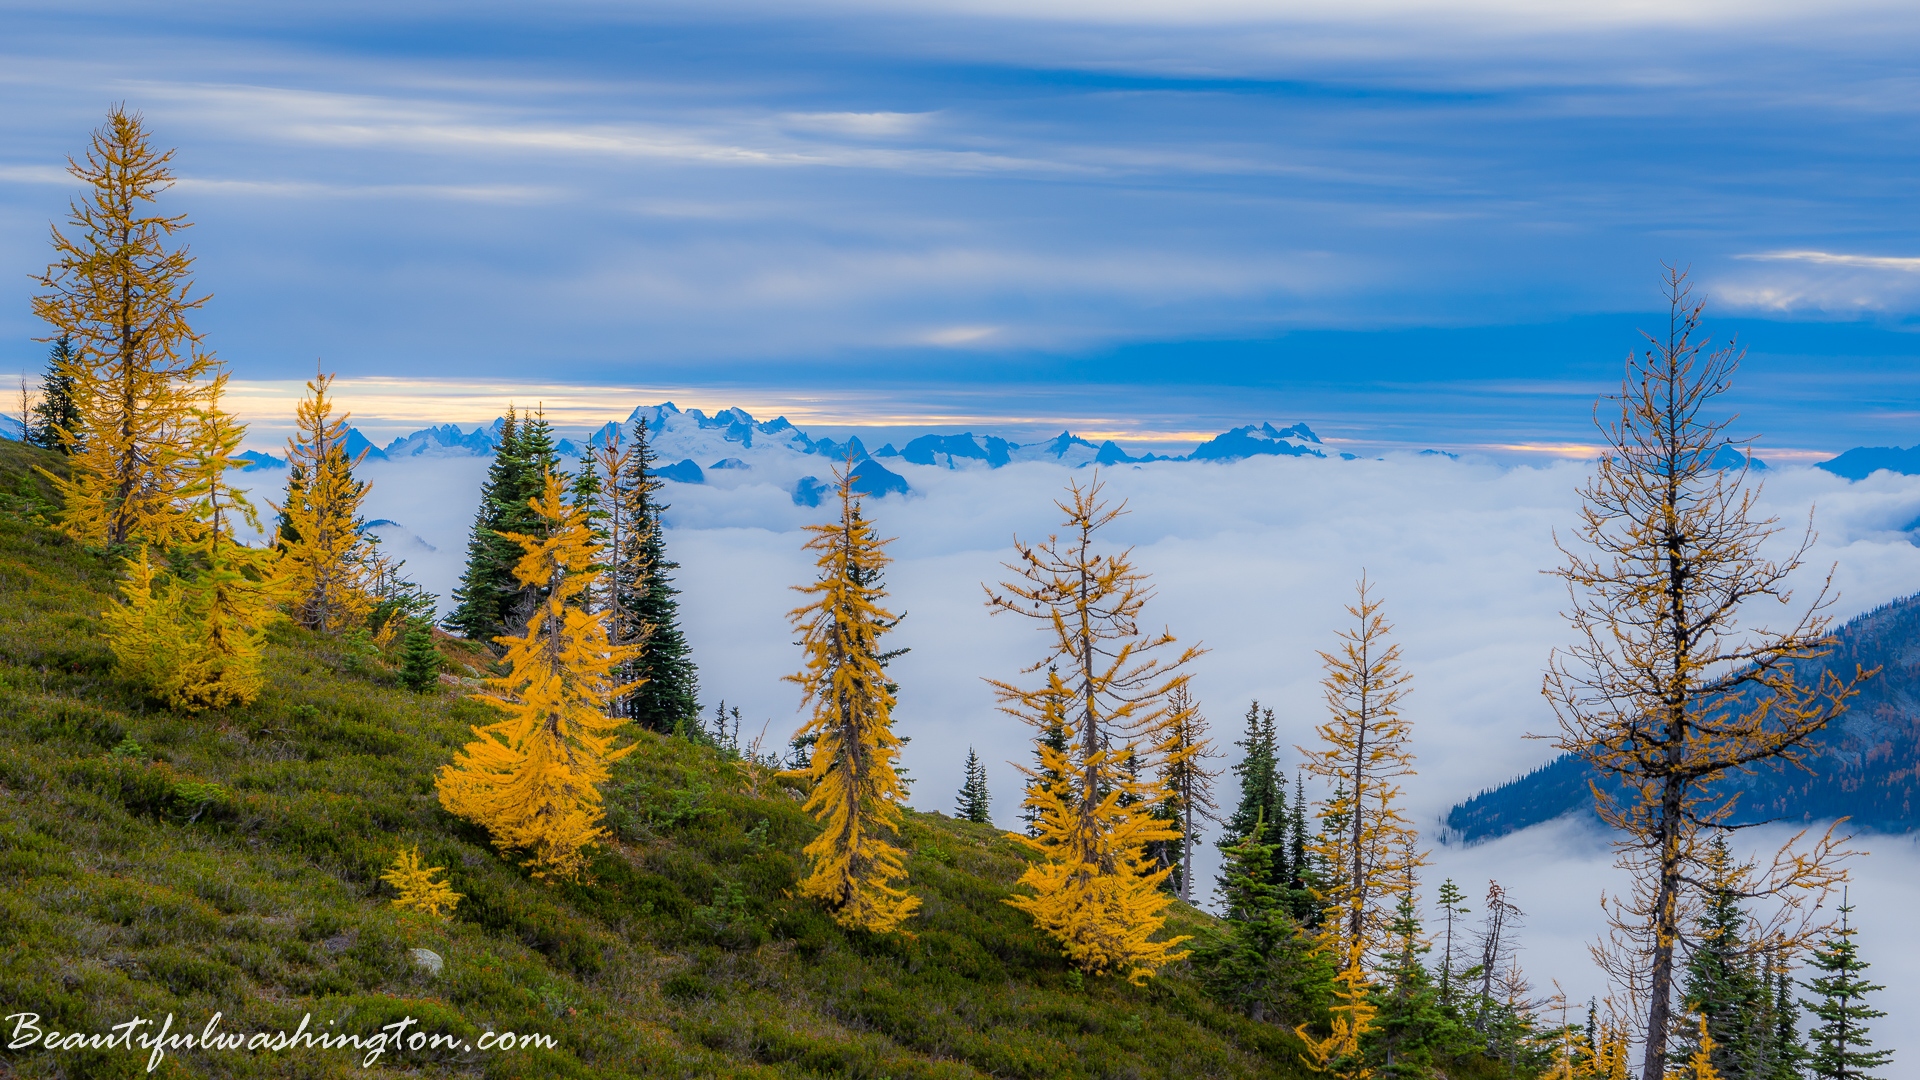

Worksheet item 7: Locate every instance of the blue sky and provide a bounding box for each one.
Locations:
[5,1,1920,456]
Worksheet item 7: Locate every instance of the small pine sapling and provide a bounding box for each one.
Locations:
[399,624,443,692]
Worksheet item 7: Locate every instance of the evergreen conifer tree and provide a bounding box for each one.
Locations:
[1219,701,1287,892]
[1155,680,1220,902]
[616,416,700,732]
[399,624,443,692]
[1022,694,1070,837]
[1287,771,1320,924]
[1800,899,1892,1080]
[1771,964,1808,1080]
[436,467,640,882]
[1369,844,1458,1078]
[785,464,918,933]
[446,408,524,641]
[1220,703,1281,848]
[496,408,561,636]
[956,748,992,823]
[1191,815,1326,1023]
[1435,877,1472,1008]
[29,335,80,454]
[1677,837,1767,1079]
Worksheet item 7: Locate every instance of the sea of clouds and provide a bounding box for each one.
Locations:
[260,449,1920,1047]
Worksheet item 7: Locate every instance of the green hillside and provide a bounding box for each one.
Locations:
[0,437,1317,1079]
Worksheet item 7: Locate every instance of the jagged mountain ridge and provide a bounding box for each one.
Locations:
[1444,590,1920,843]
[221,405,1338,503]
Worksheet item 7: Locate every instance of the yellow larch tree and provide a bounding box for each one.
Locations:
[1297,937,1378,1080]
[101,375,280,711]
[783,465,918,933]
[273,369,381,635]
[33,105,216,550]
[436,467,640,883]
[1541,267,1864,1078]
[985,475,1200,984]
[1300,575,1422,974]
[381,847,463,919]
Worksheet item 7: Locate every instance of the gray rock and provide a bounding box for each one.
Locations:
[410,948,443,976]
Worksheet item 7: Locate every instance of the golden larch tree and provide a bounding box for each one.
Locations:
[381,847,463,919]
[102,375,279,711]
[1541,267,1864,1079]
[1300,575,1421,973]
[33,105,217,550]
[784,465,918,933]
[273,369,381,635]
[985,475,1199,984]
[1297,937,1379,1080]
[436,467,641,882]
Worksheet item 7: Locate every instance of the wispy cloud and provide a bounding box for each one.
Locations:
[0,164,73,184]
[918,324,1001,345]
[781,111,937,137]
[1737,249,1920,271]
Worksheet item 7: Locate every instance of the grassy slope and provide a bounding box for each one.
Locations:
[0,438,1316,1080]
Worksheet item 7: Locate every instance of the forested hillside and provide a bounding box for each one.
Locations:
[0,437,1328,1079]
[1446,591,1920,843]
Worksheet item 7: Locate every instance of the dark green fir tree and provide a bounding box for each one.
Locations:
[1285,770,1321,924]
[1435,877,1472,1009]
[955,747,991,823]
[1022,675,1070,837]
[446,408,527,642]
[1801,898,1892,1080]
[1770,960,1808,1080]
[1191,814,1326,1023]
[1678,837,1767,1078]
[1218,702,1288,894]
[30,334,81,453]
[398,623,443,692]
[274,464,306,550]
[616,415,700,733]
[498,408,561,634]
[1369,886,1462,1077]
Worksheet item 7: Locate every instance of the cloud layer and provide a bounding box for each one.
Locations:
[266,446,1920,1054]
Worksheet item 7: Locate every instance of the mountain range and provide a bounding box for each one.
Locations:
[204,404,1341,505]
[1445,590,1920,843]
